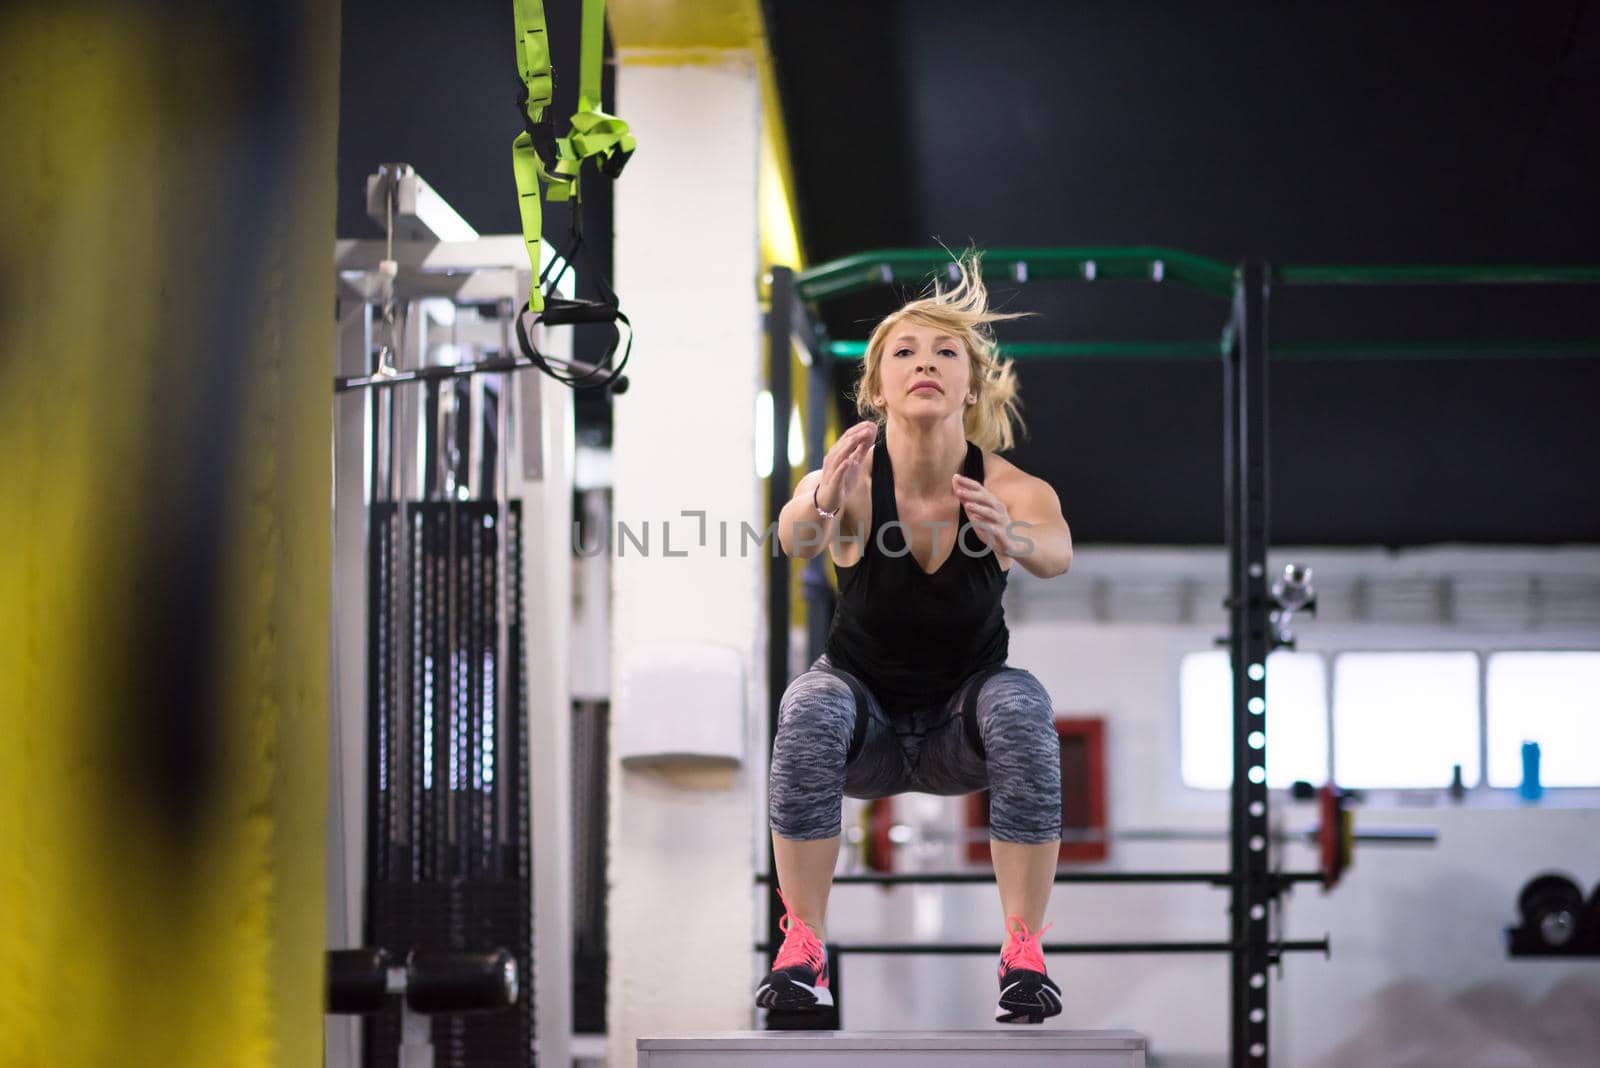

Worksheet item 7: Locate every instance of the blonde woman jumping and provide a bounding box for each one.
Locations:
[760,251,1075,1025]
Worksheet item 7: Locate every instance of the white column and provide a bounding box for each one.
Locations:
[517,324,577,1068]
[610,54,765,1068]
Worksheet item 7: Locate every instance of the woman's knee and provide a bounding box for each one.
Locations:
[770,811,843,841]
[989,823,1062,845]
[975,668,1056,743]
[977,668,1062,840]
[769,671,856,840]
[777,669,858,744]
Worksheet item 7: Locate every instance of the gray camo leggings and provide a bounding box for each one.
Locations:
[769,654,1062,844]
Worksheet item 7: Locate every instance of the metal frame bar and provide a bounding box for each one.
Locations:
[826,339,1600,362]
[795,246,1237,301]
[801,302,835,666]
[753,939,1331,958]
[1277,263,1600,286]
[761,247,1599,1061]
[806,248,1600,376]
[1227,262,1273,1066]
[792,245,1600,305]
[336,350,617,393]
[758,870,1326,887]
[765,266,796,979]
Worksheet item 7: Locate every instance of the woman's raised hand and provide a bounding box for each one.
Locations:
[815,420,877,512]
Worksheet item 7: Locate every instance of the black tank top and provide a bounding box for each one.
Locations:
[823,422,1009,720]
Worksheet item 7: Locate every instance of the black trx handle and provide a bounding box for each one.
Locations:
[517,207,632,392]
[539,296,620,325]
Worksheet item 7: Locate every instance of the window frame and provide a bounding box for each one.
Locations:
[1327,648,1484,791]
[1177,648,1332,792]
[1482,648,1600,790]
[1179,643,1600,805]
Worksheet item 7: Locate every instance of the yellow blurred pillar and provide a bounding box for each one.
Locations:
[0,5,339,1066]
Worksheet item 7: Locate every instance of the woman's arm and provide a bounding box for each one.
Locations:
[777,469,836,559]
[955,467,1073,579]
[1004,476,1073,579]
[777,420,875,559]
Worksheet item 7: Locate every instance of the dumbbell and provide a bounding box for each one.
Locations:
[1516,873,1585,950]
[328,946,518,1014]
[328,947,392,1014]
[328,947,519,1068]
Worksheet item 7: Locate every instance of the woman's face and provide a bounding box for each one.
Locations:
[872,320,974,422]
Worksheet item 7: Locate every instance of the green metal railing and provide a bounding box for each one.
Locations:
[825,339,1226,360]
[796,247,1600,362]
[793,246,1237,302]
[1277,264,1600,287]
[825,339,1600,362]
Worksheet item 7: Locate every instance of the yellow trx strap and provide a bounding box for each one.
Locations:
[512,0,635,312]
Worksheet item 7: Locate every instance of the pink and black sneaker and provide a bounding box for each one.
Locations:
[755,887,832,1012]
[995,915,1062,1024]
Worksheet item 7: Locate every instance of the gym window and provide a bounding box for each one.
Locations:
[1486,652,1600,788]
[1182,647,1600,793]
[1179,651,1329,790]
[1332,652,1480,789]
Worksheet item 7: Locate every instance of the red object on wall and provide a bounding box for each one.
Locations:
[863,796,895,873]
[966,716,1107,864]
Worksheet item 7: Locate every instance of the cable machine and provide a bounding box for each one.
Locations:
[327,158,631,1068]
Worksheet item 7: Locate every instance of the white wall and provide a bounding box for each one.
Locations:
[609,55,765,1068]
[824,546,1600,1067]
[518,350,577,1068]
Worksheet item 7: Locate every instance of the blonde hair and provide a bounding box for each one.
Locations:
[852,248,1031,453]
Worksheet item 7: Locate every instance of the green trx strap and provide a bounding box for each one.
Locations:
[512,0,635,313]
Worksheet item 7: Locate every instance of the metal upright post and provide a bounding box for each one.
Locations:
[803,308,835,664]
[804,317,829,478]
[765,268,795,978]
[1226,262,1272,1066]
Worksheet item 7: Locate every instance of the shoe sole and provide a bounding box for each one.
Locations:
[756,971,834,1011]
[995,981,1062,1025]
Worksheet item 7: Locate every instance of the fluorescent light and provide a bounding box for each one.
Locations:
[788,404,805,467]
[574,445,613,490]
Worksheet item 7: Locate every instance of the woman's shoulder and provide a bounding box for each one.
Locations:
[979,450,1051,506]
[978,448,1026,487]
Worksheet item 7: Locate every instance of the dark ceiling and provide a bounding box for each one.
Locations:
[339,1,1600,545]
[763,0,1600,545]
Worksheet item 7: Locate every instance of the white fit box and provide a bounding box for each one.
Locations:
[636,1030,1147,1067]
